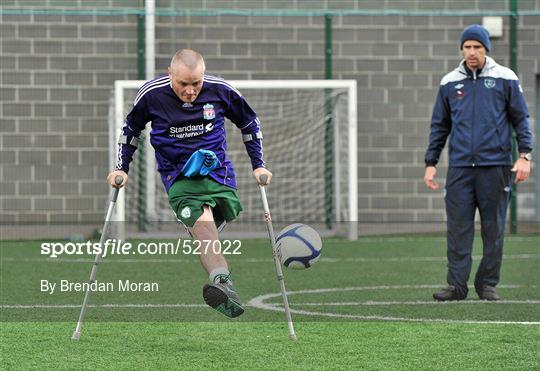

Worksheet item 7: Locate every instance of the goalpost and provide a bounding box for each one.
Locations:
[110,80,357,240]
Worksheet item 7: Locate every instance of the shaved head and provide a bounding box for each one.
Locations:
[168,49,206,103]
[170,49,205,71]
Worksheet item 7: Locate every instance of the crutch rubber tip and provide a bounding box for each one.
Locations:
[289,333,298,341]
[71,331,81,341]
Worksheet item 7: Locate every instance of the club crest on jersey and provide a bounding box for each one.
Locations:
[484,79,496,89]
[181,207,191,219]
[203,104,215,120]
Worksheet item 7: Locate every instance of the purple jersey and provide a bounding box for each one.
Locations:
[115,74,264,191]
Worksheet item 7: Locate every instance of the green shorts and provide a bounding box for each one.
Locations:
[167,177,243,228]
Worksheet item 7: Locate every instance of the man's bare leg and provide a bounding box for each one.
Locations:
[190,205,244,318]
[189,205,228,275]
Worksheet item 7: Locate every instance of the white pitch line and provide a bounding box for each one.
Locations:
[249,284,537,294]
[284,300,540,306]
[343,254,540,262]
[2,254,539,264]
[4,298,540,310]
[0,303,208,309]
[0,257,197,264]
[2,285,537,310]
[353,236,540,243]
[3,285,540,325]
[6,301,539,310]
[247,286,540,325]
[268,307,540,326]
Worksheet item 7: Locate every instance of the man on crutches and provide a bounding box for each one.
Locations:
[73,49,301,341]
[107,49,271,318]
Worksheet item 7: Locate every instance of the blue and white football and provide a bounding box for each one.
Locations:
[275,223,322,270]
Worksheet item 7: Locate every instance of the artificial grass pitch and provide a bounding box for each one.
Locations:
[1,235,539,369]
[1,322,539,370]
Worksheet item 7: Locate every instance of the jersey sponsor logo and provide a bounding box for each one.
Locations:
[203,104,215,120]
[169,121,215,139]
[180,207,191,219]
[484,79,496,89]
[169,123,204,139]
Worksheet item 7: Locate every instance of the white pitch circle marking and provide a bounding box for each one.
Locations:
[247,285,540,325]
[292,300,540,306]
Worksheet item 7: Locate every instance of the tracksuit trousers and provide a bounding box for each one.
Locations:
[444,166,512,299]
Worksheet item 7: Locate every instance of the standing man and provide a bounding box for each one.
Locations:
[424,25,532,301]
[107,49,272,317]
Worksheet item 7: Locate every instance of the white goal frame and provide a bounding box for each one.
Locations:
[111,80,358,240]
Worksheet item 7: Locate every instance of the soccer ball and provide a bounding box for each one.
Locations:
[275,223,322,269]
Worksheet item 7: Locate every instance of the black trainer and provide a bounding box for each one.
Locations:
[203,275,245,318]
[477,285,500,301]
[433,285,463,301]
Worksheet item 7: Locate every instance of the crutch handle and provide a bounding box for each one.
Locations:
[111,175,123,202]
[259,174,268,185]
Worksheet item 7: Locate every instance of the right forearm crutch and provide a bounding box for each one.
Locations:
[71,176,123,341]
[258,174,297,341]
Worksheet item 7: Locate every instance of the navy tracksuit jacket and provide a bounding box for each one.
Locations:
[425,56,533,298]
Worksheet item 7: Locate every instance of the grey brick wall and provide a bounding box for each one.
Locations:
[1,3,138,224]
[1,0,538,229]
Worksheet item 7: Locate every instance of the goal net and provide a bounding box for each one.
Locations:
[109,80,357,239]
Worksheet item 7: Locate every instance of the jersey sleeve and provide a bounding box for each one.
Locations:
[225,89,265,170]
[115,93,150,173]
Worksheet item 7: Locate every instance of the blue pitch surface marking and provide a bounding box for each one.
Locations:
[275,224,320,268]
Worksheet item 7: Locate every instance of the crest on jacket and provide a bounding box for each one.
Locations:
[484,79,496,89]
